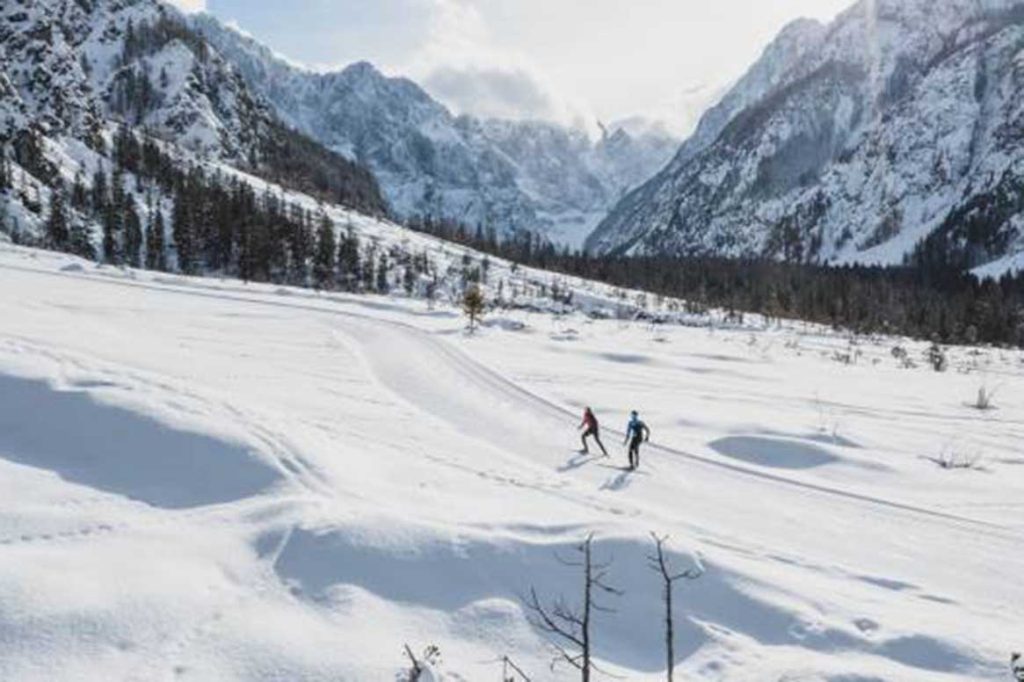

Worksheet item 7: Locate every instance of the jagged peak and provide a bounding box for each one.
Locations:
[773,16,827,47]
[339,60,380,79]
[590,0,1024,272]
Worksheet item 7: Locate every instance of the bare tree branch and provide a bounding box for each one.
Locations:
[501,655,532,682]
[523,534,621,681]
[403,644,422,682]
[648,533,703,682]
[526,588,585,649]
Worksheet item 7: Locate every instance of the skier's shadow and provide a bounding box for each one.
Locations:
[558,452,595,473]
[598,464,648,491]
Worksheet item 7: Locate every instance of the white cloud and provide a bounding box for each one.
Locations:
[403,0,850,136]
[423,66,560,122]
[404,0,596,132]
[635,83,732,139]
[168,0,206,13]
[197,0,854,136]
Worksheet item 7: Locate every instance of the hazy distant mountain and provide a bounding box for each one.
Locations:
[192,15,678,247]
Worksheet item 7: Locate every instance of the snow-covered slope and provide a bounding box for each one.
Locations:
[589,0,1024,272]
[0,0,385,219]
[4,5,1024,674]
[1,0,267,163]
[192,14,678,247]
[2,239,1023,680]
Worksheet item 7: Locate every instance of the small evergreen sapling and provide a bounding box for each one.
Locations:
[463,285,486,332]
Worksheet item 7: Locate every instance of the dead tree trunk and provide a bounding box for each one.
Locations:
[524,534,621,680]
[581,537,591,681]
[403,644,422,681]
[502,655,531,681]
[648,533,703,682]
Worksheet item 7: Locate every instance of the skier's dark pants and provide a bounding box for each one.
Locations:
[582,427,608,456]
[628,436,643,469]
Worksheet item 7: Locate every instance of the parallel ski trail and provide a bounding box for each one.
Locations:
[1,260,1016,542]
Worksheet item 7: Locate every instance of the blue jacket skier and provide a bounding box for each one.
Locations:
[624,410,650,470]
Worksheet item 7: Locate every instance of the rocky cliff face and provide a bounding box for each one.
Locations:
[1,0,275,161]
[589,0,1024,273]
[0,0,385,218]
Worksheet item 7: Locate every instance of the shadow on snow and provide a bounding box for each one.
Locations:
[0,374,282,509]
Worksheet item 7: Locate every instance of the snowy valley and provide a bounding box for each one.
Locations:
[2,0,1024,679]
[1,239,1023,680]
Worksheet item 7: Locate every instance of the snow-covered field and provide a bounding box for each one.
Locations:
[1,243,1022,681]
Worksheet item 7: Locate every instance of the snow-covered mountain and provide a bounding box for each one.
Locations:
[192,14,678,247]
[2,0,263,163]
[0,0,385,216]
[588,0,1024,273]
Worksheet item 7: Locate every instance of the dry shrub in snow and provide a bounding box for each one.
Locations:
[931,442,982,471]
[814,394,844,443]
[891,345,917,369]
[926,342,948,372]
[973,382,999,410]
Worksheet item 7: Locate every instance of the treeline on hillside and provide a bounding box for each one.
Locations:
[0,128,432,294]
[407,215,1024,347]
[255,118,387,217]
[104,13,388,215]
[909,174,1024,273]
[3,124,1021,347]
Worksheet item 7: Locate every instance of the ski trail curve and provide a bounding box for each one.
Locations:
[2,260,1016,540]
[338,314,1016,539]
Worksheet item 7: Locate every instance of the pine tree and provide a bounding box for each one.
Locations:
[0,197,9,238]
[68,219,95,260]
[172,194,195,274]
[102,204,120,264]
[376,253,390,293]
[312,212,336,290]
[146,207,166,271]
[0,152,10,191]
[284,203,310,285]
[70,171,88,211]
[124,200,143,268]
[402,264,416,296]
[336,227,361,291]
[363,248,376,292]
[237,218,253,283]
[45,180,70,250]
[91,166,108,215]
[103,172,127,265]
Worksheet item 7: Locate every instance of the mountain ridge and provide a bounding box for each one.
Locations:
[0,0,386,216]
[191,13,678,247]
[588,0,1024,275]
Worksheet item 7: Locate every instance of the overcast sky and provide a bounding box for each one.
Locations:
[172,0,853,136]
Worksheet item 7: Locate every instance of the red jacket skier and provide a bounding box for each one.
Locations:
[579,407,608,456]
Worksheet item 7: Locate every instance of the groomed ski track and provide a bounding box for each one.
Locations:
[0,258,1014,538]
